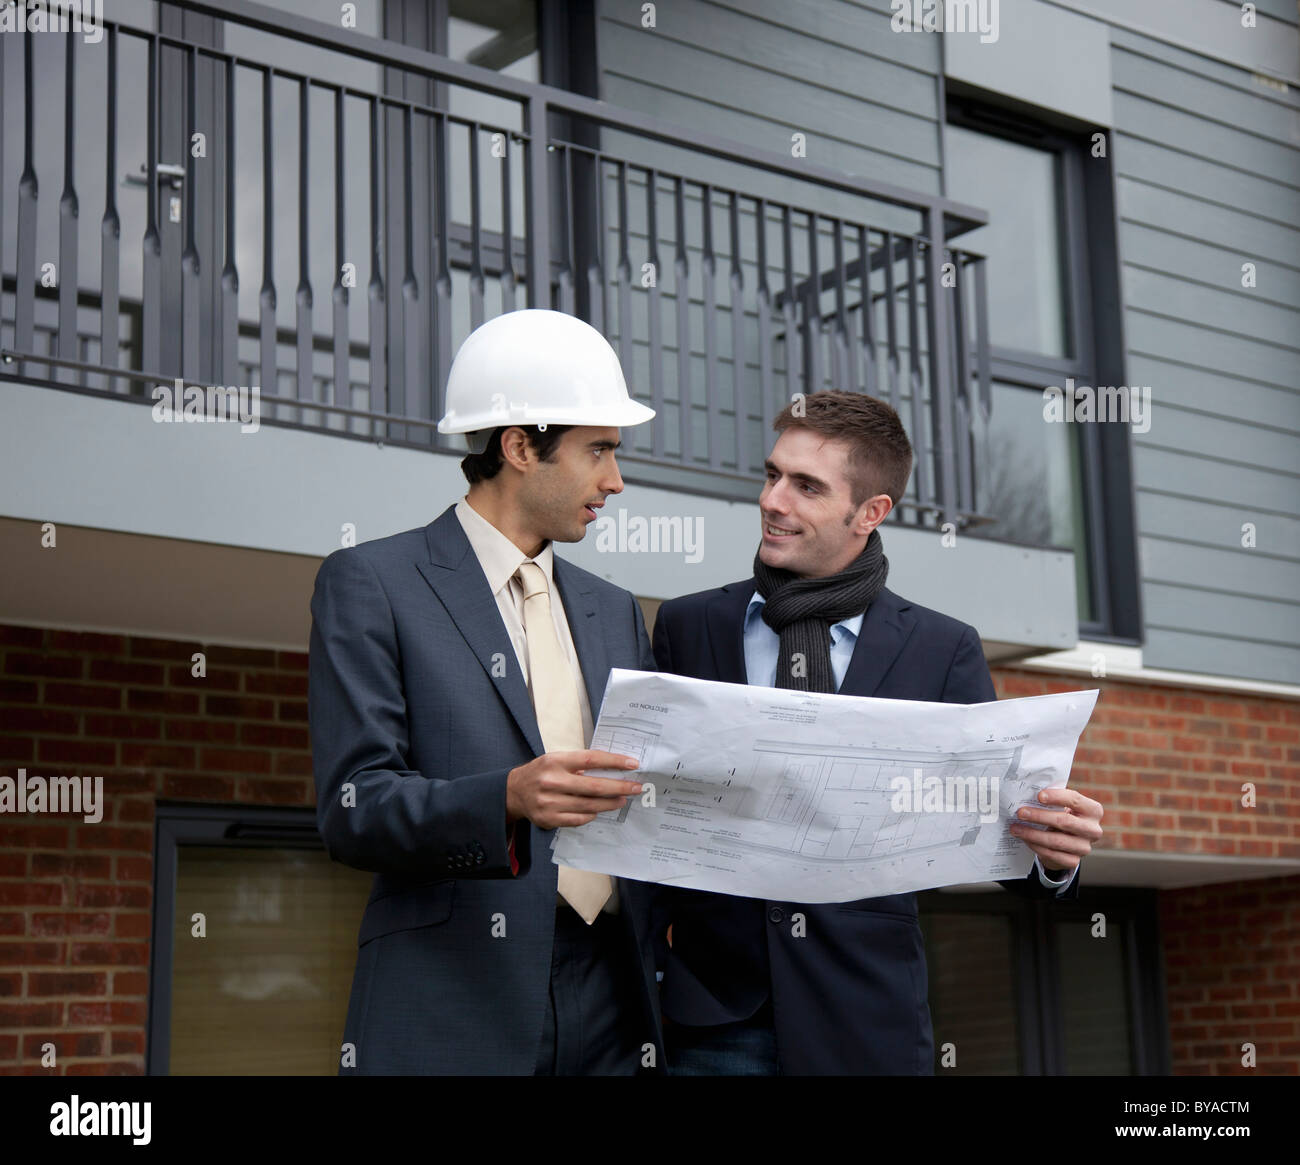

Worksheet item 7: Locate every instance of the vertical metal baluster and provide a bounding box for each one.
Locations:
[432,112,452,429]
[951,250,973,515]
[524,94,551,309]
[615,162,630,375]
[804,212,822,395]
[100,27,120,382]
[555,145,573,315]
[701,183,719,468]
[367,97,386,434]
[181,46,199,384]
[728,190,744,470]
[586,151,604,333]
[884,229,900,416]
[755,197,773,451]
[0,35,5,362]
[645,168,663,457]
[219,56,238,388]
[973,256,992,425]
[780,205,800,406]
[673,176,691,463]
[906,238,929,514]
[467,122,484,332]
[400,104,420,438]
[832,217,854,392]
[15,35,38,376]
[923,213,957,527]
[258,68,277,415]
[331,86,348,418]
[500,130,516,312]
[296,77,313,413]
[142,35,162,382]
[856,224,875,398]
[57,32,79,382]
[972,255,992,517]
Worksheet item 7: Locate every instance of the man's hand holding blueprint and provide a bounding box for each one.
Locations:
[551,669,1100,903]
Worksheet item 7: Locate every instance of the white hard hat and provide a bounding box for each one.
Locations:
[437,309,655,452]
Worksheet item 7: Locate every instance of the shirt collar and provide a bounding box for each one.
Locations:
[455,496,556,597]
[746,590,865,643]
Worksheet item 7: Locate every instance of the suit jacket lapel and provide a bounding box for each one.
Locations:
[553,556,611,719]
[839,587,916,697]
[705,580,753,684]
[415,506,545,757]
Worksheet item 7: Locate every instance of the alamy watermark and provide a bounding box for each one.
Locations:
[1043,379,1151,434]
[593,508,703,564]
[891,0,999,44]
[151,378,261,433]
[0,769,103,823]
[890,768,999,824]
[0,1,104,43]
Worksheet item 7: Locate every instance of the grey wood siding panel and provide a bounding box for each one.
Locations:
[1134,404,1300,475]
[1135,493,1300,560]
[1142,582,1300,648]
[1121,225,1300,311]
[1115,136,1300,228]
[1116,178,1300,267]
[1140,536,1300,605]
[1113,49,1300,147]
[1123,268,1300,351]
[1128,355,1299,431]
[1125,311,1299,388]
[597,0,943,198]
[1112,93,1300,187]
[1133,447,1298,522]
[1143,628,1300,685]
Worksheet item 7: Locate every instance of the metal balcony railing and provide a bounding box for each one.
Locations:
[0,0,994,527]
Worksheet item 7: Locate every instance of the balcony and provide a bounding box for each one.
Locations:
[0,0,1078,656]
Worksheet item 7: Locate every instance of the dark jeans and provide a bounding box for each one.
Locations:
[533,905,648,1076]
[665,1001,781,1076]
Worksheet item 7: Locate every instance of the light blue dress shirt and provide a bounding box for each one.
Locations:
[742,591,1075,893]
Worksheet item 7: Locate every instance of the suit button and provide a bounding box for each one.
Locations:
[768,907,784,924]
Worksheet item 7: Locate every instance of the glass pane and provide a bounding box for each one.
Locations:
[946,125,1069,358]
[169,845,373,1074]
[921,911,1021,1074]
[1058,919,1136,1074]
[968,381,1094,622]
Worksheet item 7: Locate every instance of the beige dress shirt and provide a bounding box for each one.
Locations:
[454,497,618,913]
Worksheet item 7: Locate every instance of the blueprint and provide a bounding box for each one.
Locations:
[551,670,1099,902]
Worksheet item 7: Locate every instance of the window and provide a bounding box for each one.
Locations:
[149,804,372,1075]
[943,99,1142,642]
[919,884,1169,1075]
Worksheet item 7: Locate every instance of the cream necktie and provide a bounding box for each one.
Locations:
[515,561,613,924]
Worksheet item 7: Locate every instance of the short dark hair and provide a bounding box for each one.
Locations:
[773,391,913,507]
[460,425,574,484]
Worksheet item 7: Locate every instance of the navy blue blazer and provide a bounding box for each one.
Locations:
[309,505,664,1074]
[652,579,1080,1075]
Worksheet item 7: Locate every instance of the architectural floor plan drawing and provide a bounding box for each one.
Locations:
[552,670,1099,902]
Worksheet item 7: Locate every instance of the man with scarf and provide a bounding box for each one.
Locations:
[650,390,1105,1074]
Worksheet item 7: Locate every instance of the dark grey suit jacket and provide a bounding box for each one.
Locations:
[309,505,663,1074]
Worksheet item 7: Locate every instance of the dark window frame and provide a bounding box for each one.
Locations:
[919,883,1170,1075]
[944,95,1143,644]
[146,801,327,1077]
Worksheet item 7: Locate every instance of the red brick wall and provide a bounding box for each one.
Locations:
[1161,878,1300,1076]
[0,627,1296,1075]
[0,624,311,1075]
[995,667,1300,1076]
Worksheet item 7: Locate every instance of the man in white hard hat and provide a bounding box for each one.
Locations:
[309,309,664,1074]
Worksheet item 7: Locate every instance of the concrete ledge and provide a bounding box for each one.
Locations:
[1,378,1079,653]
